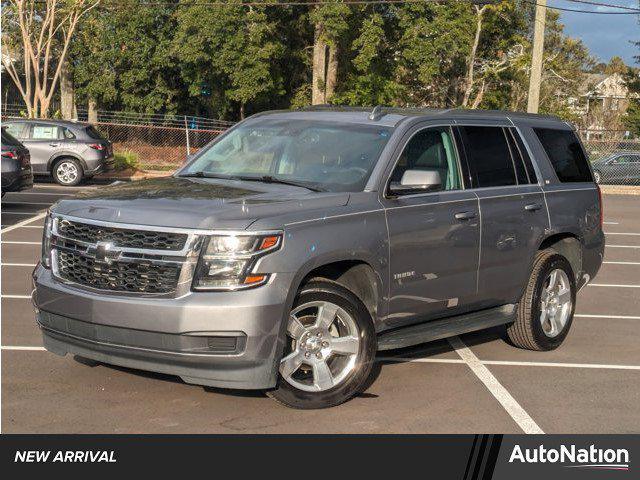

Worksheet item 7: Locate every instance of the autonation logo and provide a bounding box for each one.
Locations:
[509,444,630,471]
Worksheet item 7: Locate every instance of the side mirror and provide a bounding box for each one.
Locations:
[389,169,442,195]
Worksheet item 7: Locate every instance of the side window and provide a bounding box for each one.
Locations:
[533,128,592,183]
[30,124,59,140]
[61,128,76,139]
[504,128,529,184]
[390,126,461,193]
[459,126,516,188]
[4,123,25,139]
[507,128,538,183]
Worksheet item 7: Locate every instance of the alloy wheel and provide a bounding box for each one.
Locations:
[539,268,572,338]
[56,161,79,185]
[280,301,360,392]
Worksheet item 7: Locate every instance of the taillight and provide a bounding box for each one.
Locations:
[88,143,105,150]
[1,151,17,159]
[596,184,603,228]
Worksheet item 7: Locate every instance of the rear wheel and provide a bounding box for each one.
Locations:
[507,250,576,351]
[267,280,376,409]
[52,158,83,186]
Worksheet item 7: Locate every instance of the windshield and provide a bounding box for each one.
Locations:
[179,119,393,192]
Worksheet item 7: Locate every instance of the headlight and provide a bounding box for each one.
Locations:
[193,233,281,290]
[41,213,53,268]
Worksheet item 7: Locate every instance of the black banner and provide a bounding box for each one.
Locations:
[1,435,637,478]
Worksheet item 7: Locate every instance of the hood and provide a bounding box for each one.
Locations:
[50,176,350,230]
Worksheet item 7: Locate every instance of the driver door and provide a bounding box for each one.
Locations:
[380,125,480,330]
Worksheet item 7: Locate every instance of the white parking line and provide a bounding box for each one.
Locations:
[5,191,74,196]
[575,314,640,320]
[1,263,37,267]
[448,335,544,434]
[0,295,32,299]
[1,346,46,351]
[378,357,465,364]
[588,283,640,288]
[606,232,640,236]
[606,245,640,249]
[603,222,619,225]
[1,211,43,216]
[0,241,41,245]
[482,360,640,371]
[603,261,640,265]
[0,212,47,233]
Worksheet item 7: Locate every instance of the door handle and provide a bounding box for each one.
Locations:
[454,211,477,221]
[524,203,543,212]
[49,143,60,147]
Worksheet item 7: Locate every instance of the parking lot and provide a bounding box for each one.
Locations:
[1,184,639,433]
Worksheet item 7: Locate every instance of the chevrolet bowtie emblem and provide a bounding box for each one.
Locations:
[88,242,121,265]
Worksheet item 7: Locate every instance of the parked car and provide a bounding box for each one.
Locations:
[591,151,640,185]
[33,107,604,409]
[1,127,33,197]
[3,119,114,186]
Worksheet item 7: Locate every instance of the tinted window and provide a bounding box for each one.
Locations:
[85,126,104,140]
[31,124,59,140]
[4,123,24,139]
[616,155,640,164]
[534,128,592,182]
[1,128,22,146]
[62,128,76,139]
[505,128,529,184]
[459,126,516,188]
[507,128,538,183]
[390,127,461,192]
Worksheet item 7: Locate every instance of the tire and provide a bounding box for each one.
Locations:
[267,280,377,409]
[593,170,602,184]
[52,158,83,186]
[506,250,576,351]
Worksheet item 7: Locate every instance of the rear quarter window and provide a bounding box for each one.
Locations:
[84,126,105,140]
[534,128,592,183]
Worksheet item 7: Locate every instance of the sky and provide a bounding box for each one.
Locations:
[553,0,639,66]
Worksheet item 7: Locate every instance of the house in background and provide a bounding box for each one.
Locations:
[570,72,636,140]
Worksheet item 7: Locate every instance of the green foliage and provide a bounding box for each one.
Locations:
[113,149,140,171]
[9,1,597,121]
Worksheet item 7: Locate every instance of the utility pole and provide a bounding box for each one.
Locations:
[527,0,547,113]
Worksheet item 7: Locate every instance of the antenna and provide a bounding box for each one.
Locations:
[369,105,386,121]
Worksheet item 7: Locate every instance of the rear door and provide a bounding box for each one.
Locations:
[456,125,549,307]
[22,123,61,173]
[381,124,480,329]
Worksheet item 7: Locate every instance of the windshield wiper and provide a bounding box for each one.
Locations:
[237,175,325,192]
[177,172,231,179]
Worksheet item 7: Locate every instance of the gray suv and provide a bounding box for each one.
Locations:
[3,119,114,186]
[33,108,604,409]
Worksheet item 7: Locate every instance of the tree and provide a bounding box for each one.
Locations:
[1,0,100,117]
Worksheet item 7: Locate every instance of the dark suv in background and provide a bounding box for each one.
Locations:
[1,127,33,196]
[3,119,114,186]
[33,107,604,409]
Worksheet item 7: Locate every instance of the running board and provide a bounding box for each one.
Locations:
[377,304,516,351]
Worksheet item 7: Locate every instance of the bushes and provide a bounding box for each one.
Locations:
[113,149,140,171]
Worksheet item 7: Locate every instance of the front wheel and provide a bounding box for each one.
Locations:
[52,158,83,186]
[267,280,376,409]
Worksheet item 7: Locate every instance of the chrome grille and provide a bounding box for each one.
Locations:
[57,219,187,250]
[57,250,180,294]
[51,216,199,296]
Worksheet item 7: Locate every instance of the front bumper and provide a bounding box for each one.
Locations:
[33,265,294,389]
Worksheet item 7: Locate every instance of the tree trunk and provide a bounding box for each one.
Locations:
[462,6,485,108]
[325,44,338,103]
[88,97,98,124]
[240,102,245,120]
[312,22,327,105]
[60,57,76,120]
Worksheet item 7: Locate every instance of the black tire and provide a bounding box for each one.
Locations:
[267,280,377,409]
[52,158,83,186]
[506,250,576,351]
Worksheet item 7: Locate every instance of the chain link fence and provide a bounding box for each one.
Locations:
[578,130,640,186]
